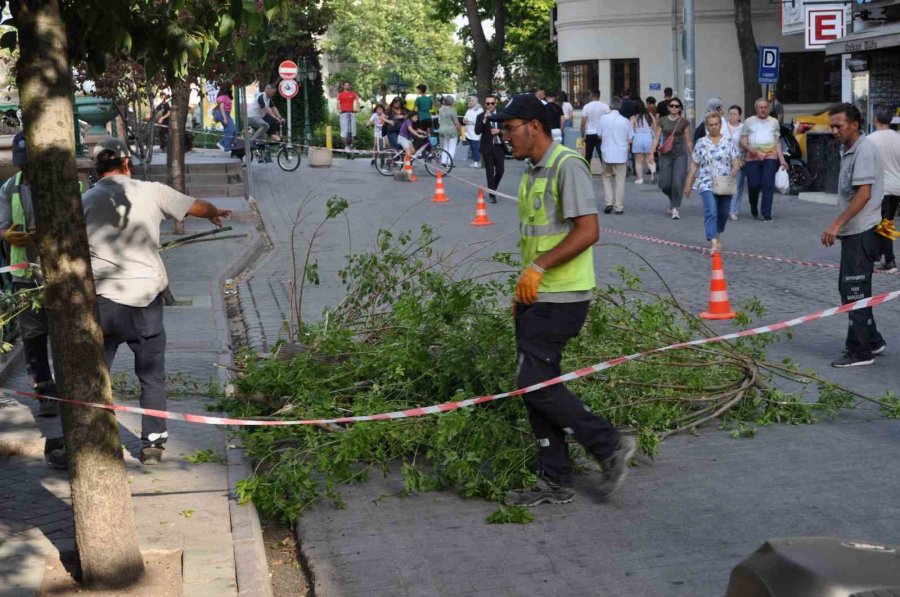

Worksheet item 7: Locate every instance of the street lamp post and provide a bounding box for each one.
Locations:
[298,58,318,146]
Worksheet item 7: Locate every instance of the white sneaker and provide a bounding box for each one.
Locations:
[671,208,680,220]
[634,178,643,184]
[470,162,481,168]
[729,214,738,221]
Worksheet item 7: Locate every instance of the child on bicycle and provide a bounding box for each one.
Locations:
[368,104,391,162]
[398,112,427,160]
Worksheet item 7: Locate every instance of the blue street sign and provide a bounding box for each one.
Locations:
[758,45,780,84]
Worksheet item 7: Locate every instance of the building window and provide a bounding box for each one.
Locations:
[562,62,598,108]
[777,52,841,104]
[611,59,639,98]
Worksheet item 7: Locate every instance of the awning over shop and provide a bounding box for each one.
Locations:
[825,22,900,56]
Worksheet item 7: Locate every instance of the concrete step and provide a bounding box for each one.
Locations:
[146,172,244,185]
[145,161,243,176]
[188,183,245,197]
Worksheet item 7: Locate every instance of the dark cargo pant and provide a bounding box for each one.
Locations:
[515,301,620,487]
[838,228,884,358]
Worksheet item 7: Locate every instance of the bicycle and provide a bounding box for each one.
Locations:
[249,121,302,172]
[373,135,453,177]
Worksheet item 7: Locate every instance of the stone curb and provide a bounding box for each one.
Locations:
[209,200,273,597]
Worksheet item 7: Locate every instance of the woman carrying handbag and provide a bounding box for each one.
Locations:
[650,97,692,220]
[684,112,741,253]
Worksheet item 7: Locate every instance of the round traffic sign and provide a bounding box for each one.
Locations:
[278,60,298,80]
[279,79,299,99]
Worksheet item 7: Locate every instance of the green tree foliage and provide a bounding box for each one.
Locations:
[324,0,464,99]
[503,0,560,93]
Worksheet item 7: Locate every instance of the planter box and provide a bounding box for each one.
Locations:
[308,147,333,168]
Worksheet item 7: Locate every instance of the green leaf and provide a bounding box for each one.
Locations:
[218,14,236,38]
[486,506,534,524]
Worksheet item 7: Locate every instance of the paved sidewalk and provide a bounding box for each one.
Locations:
[238,153,900,596]
[0,187,270,595]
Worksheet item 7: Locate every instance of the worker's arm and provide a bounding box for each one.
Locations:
[187,199,232,228]
[822,184,871,247]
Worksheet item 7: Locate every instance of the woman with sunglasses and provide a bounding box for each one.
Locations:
[650,98,693,220]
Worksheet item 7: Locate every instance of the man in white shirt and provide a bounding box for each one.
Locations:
[247,84,283,142]
[869,104,900,273]
[597,97,634,214]
[579,90,610,169]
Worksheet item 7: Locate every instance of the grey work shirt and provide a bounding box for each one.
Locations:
[82,175,194,308]
[837,133,884,237]
[523,141,598,303]
[0,174,40,267]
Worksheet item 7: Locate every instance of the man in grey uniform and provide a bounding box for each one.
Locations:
[0,132,57,416]
[822,103,886,368]
[82,139,231,463]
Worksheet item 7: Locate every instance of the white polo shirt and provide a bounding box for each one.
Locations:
[597,110,634,164]
[581,100,610,135]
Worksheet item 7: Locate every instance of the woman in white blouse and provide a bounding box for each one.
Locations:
[725,105,746,220]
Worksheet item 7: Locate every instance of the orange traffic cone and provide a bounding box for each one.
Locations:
[431,171,449,203]
[404,154,417,182]
[469,188,494,227]
[700,252,736,320]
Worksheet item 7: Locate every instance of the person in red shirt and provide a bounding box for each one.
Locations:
[337,81,360,159]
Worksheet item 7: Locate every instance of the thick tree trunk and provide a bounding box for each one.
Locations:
[734,0,760,115]
[15,0,145,589]
[465,0,493,101]
[168,80,190,234]
[493,0,506,60]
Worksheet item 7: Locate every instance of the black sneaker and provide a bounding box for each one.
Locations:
[878,261,897,273]
[763,217,773,223]
[750,205,759,218]
[596,436,637,498]
[871,340,887,356]
[140,444,165,465]
[603,205,613,214]
[488,196,497,204]
[34,382,59,417]
[504,475,575,507]
[831,352,874,368]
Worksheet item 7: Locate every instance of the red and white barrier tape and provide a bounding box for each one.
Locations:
[6,288,899,426]
[0,262,40,275]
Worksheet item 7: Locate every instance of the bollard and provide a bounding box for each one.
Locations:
[325,126,333,149]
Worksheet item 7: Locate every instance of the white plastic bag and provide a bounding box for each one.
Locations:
[775,167,790,194]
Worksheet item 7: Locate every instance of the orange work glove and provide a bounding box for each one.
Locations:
[515,264,544,305]
[3,225,34,247]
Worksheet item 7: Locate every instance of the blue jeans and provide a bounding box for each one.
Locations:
[218,113,236,150]
[700,190,731,241]
[729,167,746,216]
[469,138,480,161]
[745,158,779,219]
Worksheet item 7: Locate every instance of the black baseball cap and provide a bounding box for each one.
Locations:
[487,94,547,123]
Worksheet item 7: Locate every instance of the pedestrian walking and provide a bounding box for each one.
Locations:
[386,96,407,151]
[0,133,57,417]
[485,93,635,506]
[650,96,692,219]
[684,112,741,252]
[656,87,674,118]
[337,81,360,158]
[474,94,506,203]
[741,98,788,221]
[598,97,633,214]
[414,84,433,133]
[462,96,483,167]
[82,139,232,463]
[630,98,654,184]
[213,83,235,152]
[694,96,723,140]
[869,104,900,273]
[725,105,746,220]
[821,103,886,368]
[580,90,610,168]
[437,95,462,167]
[560,92,575,129]
[546,91,564,142]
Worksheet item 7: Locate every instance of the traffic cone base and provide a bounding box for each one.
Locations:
[470,188,494,227]
[404,154,417,182]
[432,171,449,203]
[700,252,736,320]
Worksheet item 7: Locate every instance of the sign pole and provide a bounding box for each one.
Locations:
[287,97,292,144]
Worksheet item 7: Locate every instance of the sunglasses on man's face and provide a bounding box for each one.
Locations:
[485,102,496,106]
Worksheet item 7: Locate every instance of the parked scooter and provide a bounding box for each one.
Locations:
[780,124,815,195]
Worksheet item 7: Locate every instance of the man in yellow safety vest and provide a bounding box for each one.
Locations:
[0,132,56,416]
[488,94,636,506]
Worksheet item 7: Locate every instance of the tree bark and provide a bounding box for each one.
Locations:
[168,79,190,234]
[14,0,145,589]
[734,0,760,115]
[465,0,493,101]
[493,0,506,61]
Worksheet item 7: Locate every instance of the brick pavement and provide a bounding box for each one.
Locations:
[0,194,271,596]
[238,153,900,596]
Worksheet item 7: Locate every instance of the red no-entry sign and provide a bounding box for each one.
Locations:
[278,60,298,80]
